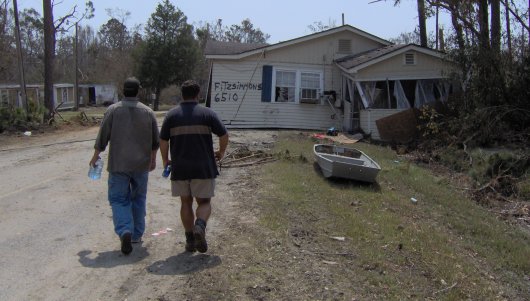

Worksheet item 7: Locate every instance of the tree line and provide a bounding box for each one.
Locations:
[0,0,269,113]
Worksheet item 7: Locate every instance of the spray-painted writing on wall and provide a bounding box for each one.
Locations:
[213,81,262,102]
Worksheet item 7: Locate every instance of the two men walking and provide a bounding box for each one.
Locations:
[90,78,228,255]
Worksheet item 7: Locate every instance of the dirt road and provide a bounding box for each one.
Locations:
[0,125,277,301]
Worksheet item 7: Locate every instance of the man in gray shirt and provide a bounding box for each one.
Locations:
[89,77,160,255]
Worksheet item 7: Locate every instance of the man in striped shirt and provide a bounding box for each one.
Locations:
[159,80,229,253]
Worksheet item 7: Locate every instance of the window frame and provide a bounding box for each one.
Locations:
[271,67,324,104]
[0,90,9,107]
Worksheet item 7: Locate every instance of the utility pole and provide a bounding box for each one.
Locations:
[74,22,79,111]
[13,0,28,112]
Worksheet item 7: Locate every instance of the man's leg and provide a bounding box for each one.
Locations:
[180,195,195,252]
[193,198,211,253]
[108,172,133,254]
[130,172,148,243]
[195,198,211,224]
[180,195,194,231]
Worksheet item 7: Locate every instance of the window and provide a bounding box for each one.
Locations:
[0,90,8,107]
[272,68,323,104]
[275,70,296,102]
[62,88,69,102]
[300,72,321,101]
[404,52,416,65]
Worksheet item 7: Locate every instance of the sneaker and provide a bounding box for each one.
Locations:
[132,237,142,244]
[120,232,133,255]
[185,232,196,252]
[193,225,208,253]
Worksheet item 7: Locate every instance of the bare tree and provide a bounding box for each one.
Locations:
[417,0,428,46]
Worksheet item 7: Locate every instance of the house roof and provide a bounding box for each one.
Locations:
[205,25,391,60]
[335,43,448,73]
[204,40,269,55]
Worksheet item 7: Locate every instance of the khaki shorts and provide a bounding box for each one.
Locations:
[171,179,216,198]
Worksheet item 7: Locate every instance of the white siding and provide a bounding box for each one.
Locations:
[210,60,344,130]
[360,109,405,140]
[357,51,454,80]
[95,85,118,104]
[265,31,384,65]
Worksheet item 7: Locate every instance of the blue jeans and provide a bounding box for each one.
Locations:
[108,172,148,241]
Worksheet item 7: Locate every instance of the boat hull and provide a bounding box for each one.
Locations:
[313,144,381,183]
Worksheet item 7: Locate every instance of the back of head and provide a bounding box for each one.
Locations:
[123,77,141,97]
[181,80,200,100]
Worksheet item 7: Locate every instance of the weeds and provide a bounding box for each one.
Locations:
[258,132,530,299]
[0,101,47,133]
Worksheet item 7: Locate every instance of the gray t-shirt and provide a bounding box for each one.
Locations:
[94,97,160,172]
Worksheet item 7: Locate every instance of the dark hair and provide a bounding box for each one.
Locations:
[181,80,200,100]
[123,77,141,97]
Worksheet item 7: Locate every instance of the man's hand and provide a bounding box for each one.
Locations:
[215,150,225,161]
[89,151,101,167]
[163,159,171,168]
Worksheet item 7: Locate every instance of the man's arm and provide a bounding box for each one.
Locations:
[215,133,229,161]
[160,139,170,167]
[149,150,157,172]
[89,149,101,167]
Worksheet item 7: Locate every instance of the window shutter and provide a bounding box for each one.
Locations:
[261,65,272,102]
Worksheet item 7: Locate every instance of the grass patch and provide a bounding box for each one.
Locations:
[258,131,530,299]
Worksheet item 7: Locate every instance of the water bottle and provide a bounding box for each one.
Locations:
[162,164,171,178]
[88,158,104,180]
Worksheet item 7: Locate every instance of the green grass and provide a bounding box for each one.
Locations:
[258,131,530,300]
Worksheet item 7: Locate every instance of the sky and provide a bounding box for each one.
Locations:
[17,0,451,43]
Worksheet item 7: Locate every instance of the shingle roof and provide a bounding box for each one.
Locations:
[335,44,410,70]
[204,40,269,55]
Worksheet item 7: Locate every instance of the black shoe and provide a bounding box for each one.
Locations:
[121,232,133,255]
[185,231,196,252]
[193,225,208,253]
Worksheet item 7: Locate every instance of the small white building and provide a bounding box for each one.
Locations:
[205,25,456,140]
[0,83,75,110]
[78,84,118,106]
[0,83,118,110]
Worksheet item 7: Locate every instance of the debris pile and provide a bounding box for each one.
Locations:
[219,146,276,168]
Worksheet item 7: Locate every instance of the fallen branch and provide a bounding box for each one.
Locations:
[221,157,277,168]
[433,282,458,295]
[221,153,261,165]
[301,249,355,257]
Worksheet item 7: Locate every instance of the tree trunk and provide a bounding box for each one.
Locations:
[13,0,27,113]
[439,28,445,52]
[505,0,512,61]
[154,83,160,111]
[479,0,490,50]
[43,0,55,119]
[435,5,439,49]
[450,4,465,52]
[491,0,502,56]
[417,0,428,47]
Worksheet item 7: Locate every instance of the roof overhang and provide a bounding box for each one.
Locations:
[337,44,448,74]
[205,25,391,61]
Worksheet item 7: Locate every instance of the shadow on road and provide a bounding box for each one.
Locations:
[146,252,221,275]
[77,245,150,268]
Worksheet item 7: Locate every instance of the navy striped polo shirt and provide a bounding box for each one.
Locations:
[160,101,227,180]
